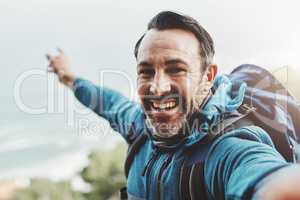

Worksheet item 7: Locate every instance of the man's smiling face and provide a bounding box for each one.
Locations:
[137,29,212,137]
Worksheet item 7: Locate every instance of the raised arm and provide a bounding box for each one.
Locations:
[46,49,144,141]
[72,78,143,140]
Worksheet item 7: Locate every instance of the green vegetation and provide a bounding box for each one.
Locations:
[80,143,127,200]
[11,142,127,200]
[12,179,85,200]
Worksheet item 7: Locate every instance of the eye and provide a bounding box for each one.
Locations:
[138,68,155,78]
[166,66,186,75]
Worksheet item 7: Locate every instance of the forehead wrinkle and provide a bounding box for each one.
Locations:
[138,29,200,56]
[139,46,201,64]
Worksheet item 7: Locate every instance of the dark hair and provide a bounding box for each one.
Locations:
[134,11,215,71]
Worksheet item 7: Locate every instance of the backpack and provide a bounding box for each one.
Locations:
[121,64,300,199]
[229,64,300,162]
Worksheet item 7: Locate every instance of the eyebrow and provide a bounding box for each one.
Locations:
[137,58,188,68]
[165,59,188,66]
[137,61,152,68]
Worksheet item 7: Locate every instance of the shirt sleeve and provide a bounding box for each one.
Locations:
[72,78,145,142]
[204,126,290,200]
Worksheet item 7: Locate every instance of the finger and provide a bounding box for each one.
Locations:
[48,62,58,72]
[57,47,64,54]
[46,54,53,61]
[48,60,54,68]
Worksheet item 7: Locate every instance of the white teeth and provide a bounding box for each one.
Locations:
[151,100,177,110]
[170,102,175,107]
[153,102,160,108]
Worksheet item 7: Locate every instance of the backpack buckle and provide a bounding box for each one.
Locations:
[239,103,256,114]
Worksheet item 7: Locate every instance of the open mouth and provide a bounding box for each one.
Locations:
[150,98,179,111]
[142,93,183,113]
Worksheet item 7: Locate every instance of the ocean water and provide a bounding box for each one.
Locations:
[0,91,124,180]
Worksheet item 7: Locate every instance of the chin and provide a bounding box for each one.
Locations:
[147,117,185,138]
[155,128,180,138]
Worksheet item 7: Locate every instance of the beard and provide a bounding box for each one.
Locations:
[146,115,187,138]
[146,79,213,138]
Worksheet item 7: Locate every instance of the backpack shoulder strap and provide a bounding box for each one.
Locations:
[124,132,148,178]
[121,131,149,200]
[190,162,207,199]
[179,104,255,200]
[179,134,213,200]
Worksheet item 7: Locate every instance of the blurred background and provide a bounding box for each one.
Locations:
[0,0,299,199]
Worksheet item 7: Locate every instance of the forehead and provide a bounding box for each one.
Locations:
[137,29,200,62]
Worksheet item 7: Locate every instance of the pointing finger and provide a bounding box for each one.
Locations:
[57,47,64,54]
[46,54,53,61]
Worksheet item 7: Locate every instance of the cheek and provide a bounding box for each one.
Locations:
[137,79,149,95]
[137,81,154,110]
[182,77,196,101]
[137,86,148,110]
[172,78,191,111]
[192,80,212,108]
[137,83,148,105]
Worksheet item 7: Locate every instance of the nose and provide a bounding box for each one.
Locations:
[149,71,171,96]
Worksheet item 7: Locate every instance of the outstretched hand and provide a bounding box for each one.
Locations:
[46,48,75,88]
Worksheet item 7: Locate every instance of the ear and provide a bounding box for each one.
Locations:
[206,64,218,82]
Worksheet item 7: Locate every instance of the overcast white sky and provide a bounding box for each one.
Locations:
[0,0,299,181]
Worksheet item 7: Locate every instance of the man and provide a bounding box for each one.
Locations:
[47,11,300,200]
